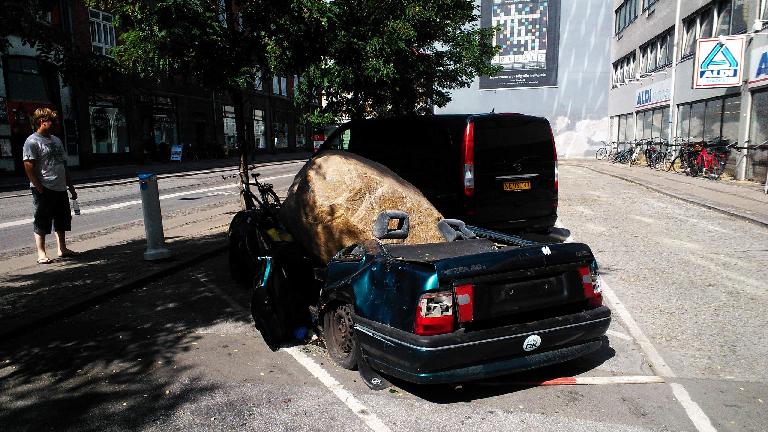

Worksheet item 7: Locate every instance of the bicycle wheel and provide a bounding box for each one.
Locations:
[596,147,607,160]
[261,189,281,210]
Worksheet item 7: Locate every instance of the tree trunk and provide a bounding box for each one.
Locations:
[230,88,249,209]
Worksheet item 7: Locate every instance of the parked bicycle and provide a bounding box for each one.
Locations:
[595,141,618,160]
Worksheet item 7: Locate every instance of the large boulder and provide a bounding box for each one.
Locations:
[279,151,446,263]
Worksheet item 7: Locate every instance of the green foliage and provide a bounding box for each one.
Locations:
[292,0,501,122]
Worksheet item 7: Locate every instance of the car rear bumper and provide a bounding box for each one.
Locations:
[353,306,610,385]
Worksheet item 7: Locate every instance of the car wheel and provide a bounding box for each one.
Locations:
[323,303,358,370]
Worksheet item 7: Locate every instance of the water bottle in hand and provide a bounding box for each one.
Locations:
[72,198,81,216]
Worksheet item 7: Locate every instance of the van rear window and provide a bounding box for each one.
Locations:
[473,117,553,166]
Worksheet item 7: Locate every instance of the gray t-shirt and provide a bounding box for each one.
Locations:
[22,133,68,191]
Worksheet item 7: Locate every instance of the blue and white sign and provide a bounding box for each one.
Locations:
[694,36,746,89]
[748,44,768,89]
[635,79,670,109]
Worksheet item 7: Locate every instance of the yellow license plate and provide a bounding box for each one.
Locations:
[503,181,531,191]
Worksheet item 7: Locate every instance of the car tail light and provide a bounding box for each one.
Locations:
[462,121,475,198]
[578,266,602,306]
[454,284,474,323]
[415,291,454,335]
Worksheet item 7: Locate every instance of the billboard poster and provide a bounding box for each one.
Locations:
[747,44,768,89]
[693,36,746,89]
[480,0,560,89]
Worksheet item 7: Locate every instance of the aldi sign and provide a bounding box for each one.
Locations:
[635,79,670,109]
[694,36,746,89]
[748,44,768,89]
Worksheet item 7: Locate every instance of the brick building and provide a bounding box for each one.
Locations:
[0,1,312,174]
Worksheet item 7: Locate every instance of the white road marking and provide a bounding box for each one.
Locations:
[559,214,717,431]
[196,270,391,432]
[606,329,633,341]
[670,383,718,432]
[283,347,392,432]
[0,174,295,231]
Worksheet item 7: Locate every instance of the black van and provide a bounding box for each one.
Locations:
[319,113,558,232]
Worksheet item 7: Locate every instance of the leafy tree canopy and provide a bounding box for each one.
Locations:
[295,0,501,121]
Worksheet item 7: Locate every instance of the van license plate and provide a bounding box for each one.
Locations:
[503,181,531,191]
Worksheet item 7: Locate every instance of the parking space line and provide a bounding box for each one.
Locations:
[195,272,391,432]
[283,347,392,432]
[558,217,717,432]
[535,375,665,385]
[605,329,633,341]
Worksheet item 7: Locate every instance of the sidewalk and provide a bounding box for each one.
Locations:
[0,152,312,341]
[0,151,312,192]
[567,160,768,228]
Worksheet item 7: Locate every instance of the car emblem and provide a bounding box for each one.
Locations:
[541,246,552,255]
[523,335,542,352]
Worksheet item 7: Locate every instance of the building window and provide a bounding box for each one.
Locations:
[3,57,55,103]
[89,103,129,154]
[218,0,228,27]
[643,0,658,10]
[677,95,740,143]
[636,107,669,140]
[223,105,237,151]
[0,137,12,158]
[681,2,733,59]
[612,52,636,88]
[640,29,673,74]
[272,76,288,97]
[89,9,116,56]
[253,109,266,149]
[762,0,768,21]
[296,124,307,149]
[615,0,638,34]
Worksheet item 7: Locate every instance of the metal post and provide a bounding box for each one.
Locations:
[138,172,172,261]
[667,0,683,145]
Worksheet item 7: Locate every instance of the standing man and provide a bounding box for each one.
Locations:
[22,108,78,264]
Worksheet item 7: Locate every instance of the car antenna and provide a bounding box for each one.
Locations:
[491,108,495,113]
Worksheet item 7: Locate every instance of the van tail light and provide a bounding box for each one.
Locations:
[415,291,454,335]
[462,121,475,198]
[578,266,602,307]
[550,128,559,192]
[454,284,474,323]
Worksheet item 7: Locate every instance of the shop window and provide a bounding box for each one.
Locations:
[749,89,768,180]
[678,104,691,140]
[89,104,129,154]
[273,117,289,149]
[689,102,706,141]
[223,105,237,150]
[0,137,11,158]
[721,96,740,143]
[89,9,116,56]
[296,124,307,149]
[703,99,723,141]
[651,109,663,139]
[253,109,266,149]
[660,107,670,141]
[763,0,768,22]
[700,8,714,39]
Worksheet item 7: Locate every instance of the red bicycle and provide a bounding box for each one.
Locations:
[690,141,736,179]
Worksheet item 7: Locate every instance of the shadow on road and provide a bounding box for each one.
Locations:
[0,233,254,431]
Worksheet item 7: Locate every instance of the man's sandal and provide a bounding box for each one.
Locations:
[37,257,54,264]
[59,251,81,259]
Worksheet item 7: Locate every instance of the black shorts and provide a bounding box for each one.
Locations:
[31,187,71,235]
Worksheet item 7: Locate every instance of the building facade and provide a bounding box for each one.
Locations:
[609,0,768,181]
[0,1,311,175]
[437,0,613,158]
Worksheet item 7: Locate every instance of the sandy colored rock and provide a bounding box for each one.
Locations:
[279,151,446,262]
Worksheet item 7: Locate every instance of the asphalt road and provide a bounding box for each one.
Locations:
[0,163,765,431]
[0,160,304,258]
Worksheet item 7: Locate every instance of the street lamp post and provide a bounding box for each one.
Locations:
[666,0,683,147]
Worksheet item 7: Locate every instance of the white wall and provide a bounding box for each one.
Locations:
[436,0,613,158]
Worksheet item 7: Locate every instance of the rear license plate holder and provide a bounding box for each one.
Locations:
[503,180,532,191]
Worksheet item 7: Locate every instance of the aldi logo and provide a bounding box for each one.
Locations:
[694,36,746,89]
[748,44,768,89]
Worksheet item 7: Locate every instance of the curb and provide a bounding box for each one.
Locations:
[0,244,228,343]
[578,164,768,229]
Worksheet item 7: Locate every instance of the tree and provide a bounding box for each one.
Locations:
[293,0,501,122]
